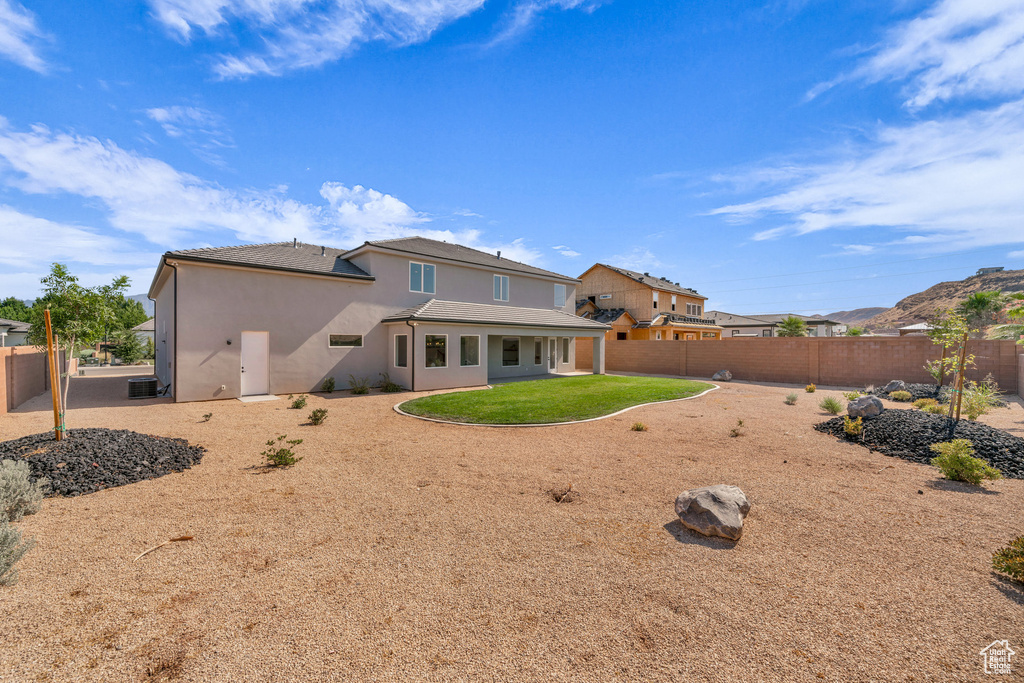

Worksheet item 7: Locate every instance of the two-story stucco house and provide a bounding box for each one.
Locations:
[148,237,610,401]
[576,264,723,341]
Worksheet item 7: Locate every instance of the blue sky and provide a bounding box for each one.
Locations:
[1,0,1023,314]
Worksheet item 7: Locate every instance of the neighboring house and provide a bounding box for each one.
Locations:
[132,318,155,345]
[148,237,610,401]
[576,301,638,341]
[898,322,933,336]
[976,266,1004,276]
[707,312,844,337]
[0,318,30,347]
[576,264,723,340]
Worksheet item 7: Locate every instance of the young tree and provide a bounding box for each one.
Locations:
[776,316,808,337]
[27,264,130,434]
[927,309,976,431]
[113,330,145,365]
[0,297,32,322]
[844,326,865,336]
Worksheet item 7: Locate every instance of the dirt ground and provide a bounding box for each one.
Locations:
[0,376,1022,682]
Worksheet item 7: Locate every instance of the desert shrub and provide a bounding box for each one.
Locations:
[0,519,34,587]
[262,435,303,467]
[889,390,912,402]
[992,536,1024,584]
[308,408,328,426]
[290,395,307,410]
[805,384,816,393]
[201,412,212,422]
[348,375,370,395]
[912,398,938,410]
[0,460,49,523]
[960,378,1002,420]
[378,372,404,393]
[923,403,948,415]
[630,422,647,432]
[843,416,863,437]
[819,396,843,415]
[729,419,744,437]
[929,439,1001,485]
[321,377,336,393]
[842,391,860,401]
[784,393,798,405]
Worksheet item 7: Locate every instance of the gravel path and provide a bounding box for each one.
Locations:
[0,376,1021,681]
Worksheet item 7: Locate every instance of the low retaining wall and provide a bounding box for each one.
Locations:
[0,346,72,415]
[575,337,1023,397]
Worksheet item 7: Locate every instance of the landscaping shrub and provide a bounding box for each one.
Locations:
[784,393,798,405]
[843,416,863,437]
[348,375,370,395]
[929,439,1001,485]
[805,384,816,393]
[308,408,328,426]
[262,435,303,467]
[992,536,1024,584]
[923,403,948,415]
[730,419,744,437]
[321,377,336,393]
[842,391,860,401]
[913,398,938,410]
[0,460,49,522]
[201,413,212,422]
[289,395,307,410]
[0,518,34,587]
[819,396,843,415]
[960,378,1002,420]
[630,422,647,432]
[378,372,404,393]
[889,390,912,402]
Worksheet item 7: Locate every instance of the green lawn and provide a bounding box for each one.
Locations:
[398,375,714,425]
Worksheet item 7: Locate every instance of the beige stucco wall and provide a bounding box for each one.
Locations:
[153,268,175,388]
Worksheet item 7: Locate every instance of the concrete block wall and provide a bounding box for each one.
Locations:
[0,347,55,415]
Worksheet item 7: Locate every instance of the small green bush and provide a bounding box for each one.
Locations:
[929,439,1001,485]
[348,375,370,395]
[992,536,1024,584]
[729,419,744,437]
[201,412,212,422]
[843,416,863,437]
[819,396,843,415]
[630,422,647,432]
[960,378,1001,420]
[0,460,49,523]
[842,391,860,401]
[0,518,34,587]
[805,384,816,393]
[378,372,404,393]
[290,395,308,410]
[912,398,938,410]
[321,377,336,393]
[889,390,912,402]
[784,393,798,405]
[262,435,303,467]
[923,403,948,415]
[308,408,328,426]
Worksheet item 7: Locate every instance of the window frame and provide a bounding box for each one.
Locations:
[554,284,567,308]
[561,338,569,364]
[424,334,448,369]
[493,274,510,302]
[534,337,543,365]
[328,334,363,348]
[671,294,677,311]
[394,334,408,368]
[409,261,436,294]
[460,335,480,367]
[616,332,627,341]
[652,291,659,309]
[501,336,520,367]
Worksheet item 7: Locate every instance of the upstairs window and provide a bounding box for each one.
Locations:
[652,291,659,309]
[410,262,436,294]
[554,284,567,308]
[686,303,703,317]
[494,275,509,302]
[671,295,677,311]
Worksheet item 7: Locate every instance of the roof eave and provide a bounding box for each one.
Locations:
[162,252,376,282]
[382,315,610,330]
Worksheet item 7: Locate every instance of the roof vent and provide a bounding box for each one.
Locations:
[497,250,501,259]
[321,246,326,256]
[293,238,298,248]
[644,272,650,276]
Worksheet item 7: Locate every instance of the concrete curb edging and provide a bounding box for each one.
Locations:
[392,383,720,428]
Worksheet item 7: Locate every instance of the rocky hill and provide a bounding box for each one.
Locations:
[862,269,1024,330]
[820,307,890,325]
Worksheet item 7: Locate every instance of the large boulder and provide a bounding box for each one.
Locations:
[848,395,884,419]
[674,485,751,541]
[711,370,732,382]
[882,380,908,393]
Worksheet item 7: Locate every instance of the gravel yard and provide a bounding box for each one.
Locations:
[0,376,1022,681]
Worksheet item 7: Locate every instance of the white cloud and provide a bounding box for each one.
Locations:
[488,0,601,46]
[1008,249,1024,258]
[852,0,1024,108]
[607,247,663,272]
[0,0,48,72]
[0,118,322,246]
[551,244,580,257]
[146,105,235,165]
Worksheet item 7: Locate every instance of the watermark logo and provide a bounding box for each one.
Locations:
[981,640,1015,675]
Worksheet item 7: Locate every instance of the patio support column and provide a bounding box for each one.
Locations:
[591,335,606,375]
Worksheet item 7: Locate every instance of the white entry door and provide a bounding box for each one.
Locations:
[240,331,269,396]
[548,338,556,371]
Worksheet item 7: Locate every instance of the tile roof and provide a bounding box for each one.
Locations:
[590,308,632,324]
[705,311,841,326]
[382,299,611,330]
[0,317,31,332]
[165,241,373,280]
[591,264,703,298]
[355,237,578,282]
[132,318,155,332]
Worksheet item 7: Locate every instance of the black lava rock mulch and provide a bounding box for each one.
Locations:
[0,428,205,497]
[815,409,1024,479]
[868,383,949,401]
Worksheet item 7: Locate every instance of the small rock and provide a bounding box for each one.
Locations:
[848,395,884,419]
[711,370,732,382]
[917,490,923,495]
[674,484,751,541]
[882,380,908,393]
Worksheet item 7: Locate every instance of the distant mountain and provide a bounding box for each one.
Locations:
[820,307,890,325]
[862,268,1024,330]
[129,294,155,317]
